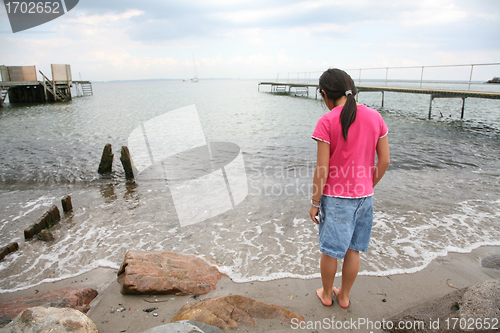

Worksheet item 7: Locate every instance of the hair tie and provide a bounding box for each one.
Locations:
[345,90,352,96]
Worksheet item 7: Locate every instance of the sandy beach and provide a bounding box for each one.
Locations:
[1,245,498,332]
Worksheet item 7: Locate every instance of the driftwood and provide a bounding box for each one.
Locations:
[24,205,60,240]
[0,243,19,261]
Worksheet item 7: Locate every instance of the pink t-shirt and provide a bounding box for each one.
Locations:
[312,104,388,198]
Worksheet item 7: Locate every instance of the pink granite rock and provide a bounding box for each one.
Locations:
[1,307,98,332]
[0,287,97,328]
[171,295,306,330]
[117,251,225,295]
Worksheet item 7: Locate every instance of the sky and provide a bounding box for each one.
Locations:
[1,0,500,81]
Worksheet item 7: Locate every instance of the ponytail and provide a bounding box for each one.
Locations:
[340,89,357,140]
[319,68,357,141]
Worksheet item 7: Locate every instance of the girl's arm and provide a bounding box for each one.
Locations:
[310,141,330,224]
[373,135,390,187]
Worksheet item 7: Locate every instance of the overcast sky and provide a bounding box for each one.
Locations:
[1,0,499,81]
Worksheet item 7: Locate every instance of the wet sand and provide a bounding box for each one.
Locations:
[1,246,499,332]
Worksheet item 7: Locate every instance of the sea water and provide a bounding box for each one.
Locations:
[0,79,499,292]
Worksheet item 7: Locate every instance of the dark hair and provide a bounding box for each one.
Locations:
[318,68,357,140]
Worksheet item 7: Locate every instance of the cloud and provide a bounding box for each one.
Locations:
[1,0,499,80]
[397,0,468,26]
[66,9,144,26]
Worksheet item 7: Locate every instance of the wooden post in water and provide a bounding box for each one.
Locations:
[120,146,135,180]
[98,144,114,174]
[61,195,73,213]
[0,242,19,261]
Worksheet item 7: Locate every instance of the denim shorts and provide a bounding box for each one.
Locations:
[318,195,374,259]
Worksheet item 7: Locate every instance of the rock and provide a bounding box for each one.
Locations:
[61,195,73,213]
[170,294,305,330]
[0,287,97,328]
[0,242,18,261]
[117,251,224,295]
[459,280,500,319]
[0,307,98,333]
[141,320,224,333]
[98,143,113,174]
[481,254,500,269]
[120,146,135,180]
[37,229,54,242]
[384,280,500,332]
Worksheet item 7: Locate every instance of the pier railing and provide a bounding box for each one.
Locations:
[284,63,500,90]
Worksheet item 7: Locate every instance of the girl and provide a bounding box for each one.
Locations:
[309,68,390,308]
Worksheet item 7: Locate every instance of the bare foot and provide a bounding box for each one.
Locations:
[332,287,350,308]
[316,288,333,306]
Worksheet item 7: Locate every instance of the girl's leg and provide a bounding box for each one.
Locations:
[318,252,337,305]
[334,248,359,308]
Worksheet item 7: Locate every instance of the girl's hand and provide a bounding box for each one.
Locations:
[309,205,319,224]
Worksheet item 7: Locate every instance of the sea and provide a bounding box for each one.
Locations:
[0,79,499,293]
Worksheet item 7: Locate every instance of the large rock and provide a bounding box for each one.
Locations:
[0,307,98,333]
[459,280,500,319]
[385,280,500,332]
[141,320,224,333]
[171,294,305,330]
[117,251,225,295]
[0,287,97,328]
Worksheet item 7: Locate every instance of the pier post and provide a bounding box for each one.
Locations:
[428,95,435,119]
[461,98,466,119]
[381,91,384,108]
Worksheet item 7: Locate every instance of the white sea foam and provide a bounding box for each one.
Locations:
[1,175,499,293]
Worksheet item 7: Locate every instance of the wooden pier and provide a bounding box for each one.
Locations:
[258,82,500,119]
[0,64,92,107]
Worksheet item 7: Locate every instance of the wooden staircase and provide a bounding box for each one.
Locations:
[39,70,70,101]
[1,87,8,101]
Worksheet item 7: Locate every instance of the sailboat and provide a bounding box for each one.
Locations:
[191,53,198,83]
